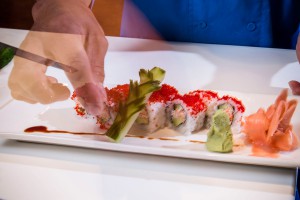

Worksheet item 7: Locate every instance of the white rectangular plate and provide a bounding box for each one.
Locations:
[0,83,299,168]
[1,45,300,168]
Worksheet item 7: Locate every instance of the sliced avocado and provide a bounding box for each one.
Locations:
[171,104,186,127]
[218,103,233,113]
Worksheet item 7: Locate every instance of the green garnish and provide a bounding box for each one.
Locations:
[206,109,233,153]
[105,66,165,142]
[0,47,14,69]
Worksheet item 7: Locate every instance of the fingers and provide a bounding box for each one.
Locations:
[74,82,107,116]
[55,39,108,115]
[17,31,107,114]
[47,83,71,103]
[9,78,70,104]
[10,82,70,104]
[64,16,108,115]
[10,3,108,113]
[289,80,300,95]
[84,28,108,83]
[8,57,70,104]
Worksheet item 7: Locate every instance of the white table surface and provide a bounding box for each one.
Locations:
[0,28,299,200]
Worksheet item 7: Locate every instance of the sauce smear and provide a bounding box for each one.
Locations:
[24,126,103,136]
[24,126,207,143]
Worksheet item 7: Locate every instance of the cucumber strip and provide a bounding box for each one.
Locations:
[105,67,166,142]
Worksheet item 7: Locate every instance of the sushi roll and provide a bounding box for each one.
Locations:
[166,92,207,135]
[72,84,130,129]
[208,95,245,134]
[97,84,129,129]
[135,84,178,133]
[188,90,219,129]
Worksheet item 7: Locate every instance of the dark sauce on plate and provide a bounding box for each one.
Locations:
[24,126,103,136]
[24,126,209,143]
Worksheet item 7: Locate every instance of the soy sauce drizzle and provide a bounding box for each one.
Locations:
[24,126,215,144]
[24,126,103,136]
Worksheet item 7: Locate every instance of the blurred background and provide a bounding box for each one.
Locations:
[0,0,124,36]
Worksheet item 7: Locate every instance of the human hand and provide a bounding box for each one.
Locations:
[8,0,108,115]
[289,34,300,95]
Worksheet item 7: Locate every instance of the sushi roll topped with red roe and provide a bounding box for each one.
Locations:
[135,84,179,133]
[105,84,130,112]
[190,90,219,101]
[219,95,245,114]
[148,84,179,104]
[97,84,130,129]
[166,92,207,135]
[72,83,246,136]
[181,92,207,116]
[211,94,246,135]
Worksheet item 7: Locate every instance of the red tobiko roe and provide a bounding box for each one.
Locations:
[71,84,130,116]
[71,92,86,116]
[182,93,207,115]
[106,84,130,104]
[74,104,86,116]
[202,90,219,99]
[189,90,219,100]
[221,95,245,113]
[71,92,76,100]
[149,84,179,103]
